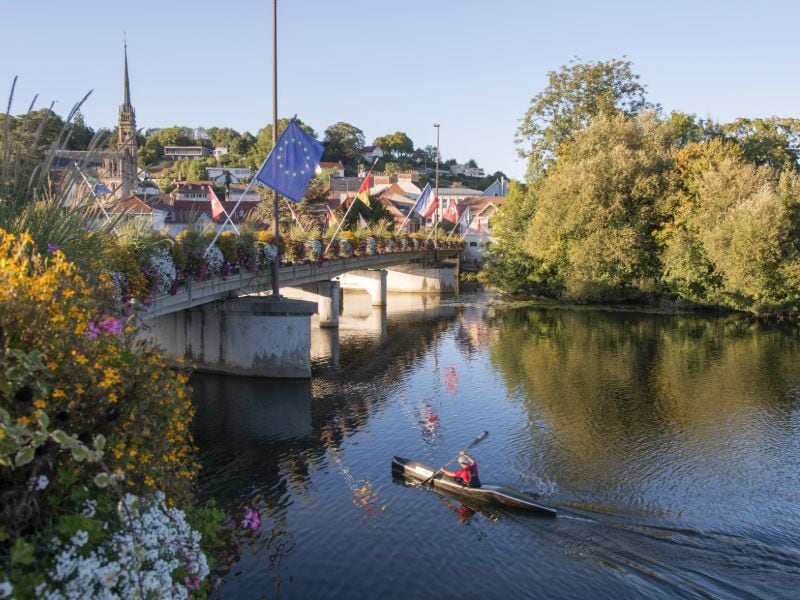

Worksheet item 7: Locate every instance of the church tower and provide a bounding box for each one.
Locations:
[118,41,138,198]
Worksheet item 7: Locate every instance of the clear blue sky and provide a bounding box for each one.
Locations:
[2,0,798,180]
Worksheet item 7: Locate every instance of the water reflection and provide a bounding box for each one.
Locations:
[193,295,800,599]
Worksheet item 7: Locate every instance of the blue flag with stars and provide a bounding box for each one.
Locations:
[254,118,324,202]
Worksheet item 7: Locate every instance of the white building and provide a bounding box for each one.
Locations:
[206,167,253,184]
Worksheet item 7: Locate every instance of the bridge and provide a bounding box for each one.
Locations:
[140,248,460,379]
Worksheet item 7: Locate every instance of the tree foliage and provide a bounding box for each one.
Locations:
[374,131,414,157]
[322,122,365,174]
[517,58,651,178]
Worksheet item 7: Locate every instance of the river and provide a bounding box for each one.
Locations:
[192,290,800,599]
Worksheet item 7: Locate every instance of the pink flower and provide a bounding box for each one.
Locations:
[183,574,201,590]
[241,506,261,530]
[100,316,122,336]
[85,321,101,340]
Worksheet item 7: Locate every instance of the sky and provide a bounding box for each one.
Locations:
[2,0,799,180]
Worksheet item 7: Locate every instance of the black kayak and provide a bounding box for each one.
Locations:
[392,456,557,517]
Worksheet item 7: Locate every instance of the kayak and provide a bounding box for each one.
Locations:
[392,456,557,517]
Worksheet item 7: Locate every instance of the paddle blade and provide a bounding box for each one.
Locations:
[468,431,489,449]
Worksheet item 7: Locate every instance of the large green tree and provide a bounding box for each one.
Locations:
[517,58,652,179]
[524,112,673,301]
[373,131,414,157]
[322,122,365,173]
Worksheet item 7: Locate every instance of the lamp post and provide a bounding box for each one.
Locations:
[271,0,280,296]
[433,123,440,257]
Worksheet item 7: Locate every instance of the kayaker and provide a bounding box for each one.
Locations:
[439,451,481,488]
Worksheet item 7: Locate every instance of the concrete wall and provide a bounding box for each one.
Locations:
[385,265,456,293]
[143,297,316,378]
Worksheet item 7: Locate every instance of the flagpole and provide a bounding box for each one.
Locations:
[271,0,281,296]
[322,158,378,256]
[211,186,240,235]
[74,163,119,237]
[396,185,425,232]
[284,197,304,230]
[446,208,468,240]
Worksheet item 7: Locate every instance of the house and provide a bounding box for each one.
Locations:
[362,145,384,161]
[164,181,258,236]
[458,195,506,268]
[206,167,253,185]
[482,177,508,197]
[434,187,484,221]
[225,183,260,203]
[317,161,345,177]
[135,179,163,199]
[110,195,169,231]
[213,147,229,158]
[163,146,211,160]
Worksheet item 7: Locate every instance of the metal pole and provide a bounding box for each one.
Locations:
[433,122,440,261]
[271,0,280,296]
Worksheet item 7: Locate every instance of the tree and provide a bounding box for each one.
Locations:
[524,112,673,301]
[721,117,800,171]
[465,158,478,168]
[517,58,652,179]
[373,131,414,157]
[322,122,365,173]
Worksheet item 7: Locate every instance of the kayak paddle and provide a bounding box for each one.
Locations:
[421,430,489,486]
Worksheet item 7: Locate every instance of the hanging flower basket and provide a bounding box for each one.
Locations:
[324,239,339,259]
[305,238,323,262]
[339,238,353,258]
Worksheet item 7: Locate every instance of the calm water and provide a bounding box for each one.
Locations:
[192,291,800,599]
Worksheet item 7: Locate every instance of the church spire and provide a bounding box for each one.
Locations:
[121,37,132,111]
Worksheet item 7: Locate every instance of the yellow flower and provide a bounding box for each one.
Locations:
[52,389,65,399]
[107,392,118,404]
[34,399,46,410]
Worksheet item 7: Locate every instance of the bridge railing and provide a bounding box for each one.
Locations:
[142,249,457,319]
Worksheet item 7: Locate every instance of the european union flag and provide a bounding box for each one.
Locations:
[93,183,112,196]
[254,118,324,203]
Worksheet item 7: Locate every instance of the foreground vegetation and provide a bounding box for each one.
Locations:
[484,59,800,315]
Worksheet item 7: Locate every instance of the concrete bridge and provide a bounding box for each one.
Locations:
[140,249,459,378]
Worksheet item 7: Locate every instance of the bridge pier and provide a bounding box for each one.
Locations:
[282,280,341,327]
[385,265,456,293]
[143,297,316,378]
[336,269,387,306]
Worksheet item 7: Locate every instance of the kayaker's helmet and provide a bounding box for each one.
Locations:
[458,456,471,466]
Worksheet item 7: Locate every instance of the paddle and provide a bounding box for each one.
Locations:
[421,430,489,486]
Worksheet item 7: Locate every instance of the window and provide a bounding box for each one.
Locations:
[469,242,477,247]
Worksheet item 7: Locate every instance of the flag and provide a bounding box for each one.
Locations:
[84,174,112,196]
[424,195,439,220]
[443,199,459,223]
[414,184,433,217]
[254,118,324,202]
[326,205,338,225]
[460,206,472,234]
[209,186,225,220]
[358,213,368,229]
[355,174,371,207]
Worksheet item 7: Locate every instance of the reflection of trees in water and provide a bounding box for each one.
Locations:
[488,308,800,473]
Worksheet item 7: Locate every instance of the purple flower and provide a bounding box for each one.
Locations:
[47,244,61,254]
[100,316,122,336]
[85,321,101,340]
[183,574,201,590]
[241,507,261,531]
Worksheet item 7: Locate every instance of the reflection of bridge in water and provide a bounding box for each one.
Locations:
[140,250,459,378]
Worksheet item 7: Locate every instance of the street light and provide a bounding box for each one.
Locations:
[433,123,440,254]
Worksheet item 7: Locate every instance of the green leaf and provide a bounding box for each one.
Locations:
[51,430,70,444]
[10,537,35,565]
[70,445,90,462]
[93,472,111,488]
[0,527,9,542]
[15,446,35,467]
[38,411,50,429]
[93,434,106,451]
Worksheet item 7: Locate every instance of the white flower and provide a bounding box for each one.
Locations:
[206,245,224,274]
[149,247,177,293]
[263,243,278,263]
[29,474,49,491]
[0,580,13,599]
[71,530,89,547]
[81,498,98,518]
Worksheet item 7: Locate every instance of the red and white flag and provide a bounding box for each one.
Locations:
[209,186,225,221]
[326,205,338,224]
[423,195,439,220]
[442,199,459,223]
[286,200,299,222]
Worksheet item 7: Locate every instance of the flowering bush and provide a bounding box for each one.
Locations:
[205,246,224,276]
[305,238,323,262]
[0,229,214,597]
[339,238,353,258]
[365,236,378,255]
[149,246,177,294]
[37,493,209,599]
[262,243,278,264]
